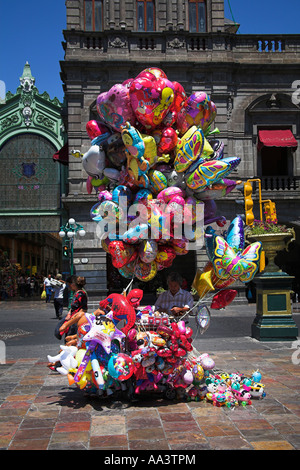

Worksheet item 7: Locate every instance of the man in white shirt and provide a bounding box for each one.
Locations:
[51,274,66,319]
[154,272,194,316]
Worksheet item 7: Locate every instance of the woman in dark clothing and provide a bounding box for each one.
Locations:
[59,275,88,341]
[47,275,88,370]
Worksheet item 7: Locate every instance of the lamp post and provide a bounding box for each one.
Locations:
[59,218,86,306]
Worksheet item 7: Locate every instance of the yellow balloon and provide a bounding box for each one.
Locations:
[75,349,92,372]
[142,134,157,166]
[192,269,215,299]
[202,138,214,158]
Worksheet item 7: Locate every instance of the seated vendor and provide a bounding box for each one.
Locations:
[154,272,194,316]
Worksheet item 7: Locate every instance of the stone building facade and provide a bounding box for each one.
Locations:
[60,0,300,298]
[0,63,67,278]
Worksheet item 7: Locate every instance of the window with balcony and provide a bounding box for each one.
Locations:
[189,0,207,33]
[137,0,155,31]
[84,0,103,31]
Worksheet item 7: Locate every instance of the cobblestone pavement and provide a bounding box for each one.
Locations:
[0,347,299,451]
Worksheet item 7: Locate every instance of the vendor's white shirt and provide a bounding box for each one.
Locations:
[154,288,194,314]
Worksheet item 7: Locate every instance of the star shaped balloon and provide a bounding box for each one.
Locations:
[83,313,125,354]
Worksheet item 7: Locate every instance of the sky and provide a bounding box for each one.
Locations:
[0,0,299,103]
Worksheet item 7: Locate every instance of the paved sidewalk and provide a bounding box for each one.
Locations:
[0,347,299,450]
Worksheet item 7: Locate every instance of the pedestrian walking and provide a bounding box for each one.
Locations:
[30,277,35,297]
[51,274,66,319]
[18,274,26,298]
[43,274,53,303]
[25,276,31,297]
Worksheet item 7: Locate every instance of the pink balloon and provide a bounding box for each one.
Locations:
[86,120,110,140]
[97,83,135,132]
[157,187,184,203]
[129,75,175,129]
[98,190,112,202]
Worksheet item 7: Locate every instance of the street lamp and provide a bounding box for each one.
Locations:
[58,218,86,306]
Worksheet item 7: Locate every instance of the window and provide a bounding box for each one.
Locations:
[0,134,59,211]
[189,0,206,33]
[137,0,155,31]
[84,0,103,31]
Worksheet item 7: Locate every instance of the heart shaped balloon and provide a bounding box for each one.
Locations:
[108,240,138,268]
[97,83,135,132]
[129,75,175,129]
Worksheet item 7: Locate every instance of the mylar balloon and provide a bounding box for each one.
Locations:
[177,92,217,134]
[97,83,135,132]
[129,74,175,129]
[86,120,110,141]
[82,145,106,179]
[139,240,158,263]
[212,236,262,283]
[109,241,137,268]
[108,353,134,381]
[196,305,211,334]
[134,259,157,282]
[192,269,215,299]
[155,246,176,268]
[210,289,237,309]
[174,126,205,173]
[225,215,245,253]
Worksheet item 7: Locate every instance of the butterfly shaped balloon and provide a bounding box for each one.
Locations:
[211,236,262,283]
[205,215,245,261]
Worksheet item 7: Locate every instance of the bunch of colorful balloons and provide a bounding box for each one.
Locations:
[75,67,244,281]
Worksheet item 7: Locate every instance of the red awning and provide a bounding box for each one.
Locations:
[52,143,69,165]
[258,130,298,151]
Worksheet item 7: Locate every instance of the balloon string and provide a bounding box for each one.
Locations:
[181,271,240,321]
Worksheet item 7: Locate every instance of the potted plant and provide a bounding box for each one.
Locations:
[190,286,200,301]
[245,220,295,273]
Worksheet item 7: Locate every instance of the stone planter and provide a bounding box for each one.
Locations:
[246,228,298,341]
[246,229,295,273]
